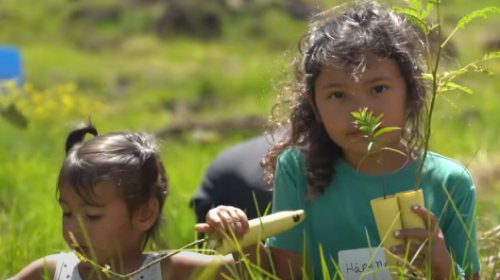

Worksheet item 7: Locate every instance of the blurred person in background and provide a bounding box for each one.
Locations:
[190,134,273,224]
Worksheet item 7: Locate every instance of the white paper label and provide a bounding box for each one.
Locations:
[338,247,391,280]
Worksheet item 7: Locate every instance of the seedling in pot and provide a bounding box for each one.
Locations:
[352,107,425,268]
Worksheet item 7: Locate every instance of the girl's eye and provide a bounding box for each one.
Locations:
[329,91,346,99]
[372,85,388,94]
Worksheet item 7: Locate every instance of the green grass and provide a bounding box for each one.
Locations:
[1,0,499,278]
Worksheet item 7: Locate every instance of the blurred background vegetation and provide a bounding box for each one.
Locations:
[0,0,499,277]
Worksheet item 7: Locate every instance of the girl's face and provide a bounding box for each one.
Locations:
[313,55,407,164]
[59,182,144,267]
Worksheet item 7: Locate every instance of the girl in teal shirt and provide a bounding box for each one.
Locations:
[198,1,479,279]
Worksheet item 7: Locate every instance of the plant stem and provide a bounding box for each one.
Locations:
[79,238,209,279]
[415,0,443,189]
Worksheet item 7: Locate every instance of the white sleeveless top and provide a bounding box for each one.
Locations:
[53,252,162,280]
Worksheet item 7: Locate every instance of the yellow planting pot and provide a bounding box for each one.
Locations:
[397,189,425,229]
[370,195,404,267]
[371,189,425,271]
[396,189,426,263]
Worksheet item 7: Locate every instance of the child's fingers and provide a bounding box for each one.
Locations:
[205,207,227,231]
[394,205,441,240]
[194,223,211,234]
[394,228,427,241]
[221,206,249,237]
[203,206,249,238]
[411,204,439,230]
[229,207,249,234]
[218,208,234,224]
[410,205,447,242]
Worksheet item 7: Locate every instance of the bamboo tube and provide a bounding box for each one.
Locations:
[397,189,426,263]
[397,189,425,229]
[216,210,305,255]
[370,195,404,267]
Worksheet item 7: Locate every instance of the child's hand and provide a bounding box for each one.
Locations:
[195,205,250,239]
[391,205,452,279]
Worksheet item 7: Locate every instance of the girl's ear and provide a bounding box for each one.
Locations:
[305,92,322,122]
[133,198,159,232]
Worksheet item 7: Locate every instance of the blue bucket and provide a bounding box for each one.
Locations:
[0,45,24,86]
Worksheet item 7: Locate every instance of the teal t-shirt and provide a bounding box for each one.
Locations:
[267,148,479,278]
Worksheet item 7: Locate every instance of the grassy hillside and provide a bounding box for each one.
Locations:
[1,0,499,277]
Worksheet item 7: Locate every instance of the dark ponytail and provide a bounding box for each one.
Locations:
[64,123,98,154]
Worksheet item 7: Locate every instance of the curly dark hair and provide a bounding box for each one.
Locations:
[262,1,427,196]
[58,123,168,247]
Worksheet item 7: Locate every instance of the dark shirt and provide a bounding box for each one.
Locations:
[191,135,273,222]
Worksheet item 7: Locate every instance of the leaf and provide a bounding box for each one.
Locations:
[439,55,498,85]
[359,125,371,133]
[483,51,500,60]
[405,0,422,10]
[394,8,429,34]
[403,0,422,11]
[351,111,361,119]
[421,73,434,81]
[1,103,28,129]
[380,147,407,157]
[457,7,500,29]
[371,122,382,134]
[440,82,474,95]
[367,141,375,153]
[374,127,401,138]
[422,1,436,18]
[393,7,424,20]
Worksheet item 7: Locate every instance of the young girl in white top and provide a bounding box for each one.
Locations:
[11,124,231,280]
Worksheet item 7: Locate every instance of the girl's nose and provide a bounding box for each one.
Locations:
[350,94,369,113]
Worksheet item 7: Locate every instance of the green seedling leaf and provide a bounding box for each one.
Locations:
[440,82,473,94]
[421,73,434,81]
[394,7,429,34]
[393,7,424,20]
[403,0,422,11]
[371,122,382,134]
[351,111,362,119]
[352,107,405,171]
[373,127,401,138]
[483,51,500,60]
[380,147,407,157]
[359,125,370,133]
[367,141,375,153]
[457,6,500,29]
[439,55,498,87]
[442,7,500,48]
[422,1,436,18]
